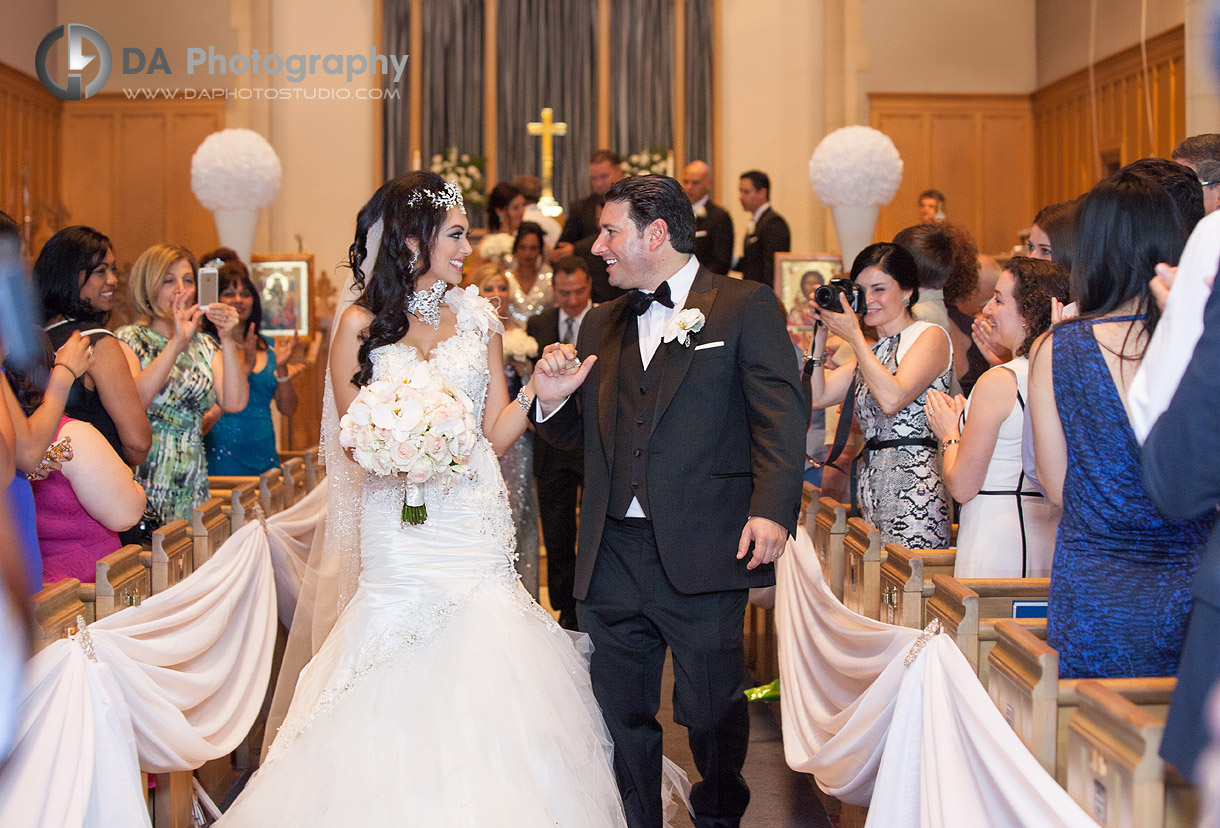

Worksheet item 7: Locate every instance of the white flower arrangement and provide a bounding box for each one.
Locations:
[661,308,705,347]
[430,147,486,206]
[502,327,539,363]
[190,128,282,210]
[339,360,480,524]
[808,126,903,207]
[622,148,670,178]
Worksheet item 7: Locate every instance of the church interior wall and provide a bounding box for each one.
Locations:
[1036,0,1185,88]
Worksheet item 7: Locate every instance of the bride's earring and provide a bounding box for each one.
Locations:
[408,248,419,271]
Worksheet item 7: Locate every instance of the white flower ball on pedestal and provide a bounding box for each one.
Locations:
[191,128,282,263]
[809,126,903,268]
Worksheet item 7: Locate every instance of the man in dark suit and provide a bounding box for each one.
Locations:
[558,149,625,303]
[526,256,593,631]
[1142,259,1220,785]
[733,169,790,289]
[530,176,806,828]
[682,160,735,276]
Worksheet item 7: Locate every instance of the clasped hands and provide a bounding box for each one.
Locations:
[531,342,788,569]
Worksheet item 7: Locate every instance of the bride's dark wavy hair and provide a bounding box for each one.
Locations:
[346,171,456,387]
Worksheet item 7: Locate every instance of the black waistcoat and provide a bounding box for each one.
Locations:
[607,317,666,519]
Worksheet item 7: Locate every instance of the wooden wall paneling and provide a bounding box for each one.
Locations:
[116,113,168,262]
[0,61,64,257]
[1032,25,1184,209]
[871,94,1034,256]
[60,113,116,237]
[62,97,224,271]
[166,110,225,248]
[872,111,926,246]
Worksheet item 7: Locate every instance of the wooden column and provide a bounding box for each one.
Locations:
[597,0,611,148]
[484,0,498,185]
[672,0,686,170]
[408,0,423,166]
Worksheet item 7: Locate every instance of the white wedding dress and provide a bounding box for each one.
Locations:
[218,287,629,826]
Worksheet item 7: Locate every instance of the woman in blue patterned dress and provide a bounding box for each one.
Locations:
[1029,171,1211,678]
[117,244,249,523]
[809,243,953,548]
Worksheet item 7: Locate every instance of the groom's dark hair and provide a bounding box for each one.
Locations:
[603,175,695,255]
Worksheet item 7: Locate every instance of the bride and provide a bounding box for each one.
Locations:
[218,172,629,826]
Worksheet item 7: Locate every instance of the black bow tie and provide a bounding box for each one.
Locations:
[626,281,675,316]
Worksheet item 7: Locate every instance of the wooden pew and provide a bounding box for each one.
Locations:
[280,446,320,492]
[280,456,305,507]
[877,543,956,628]
[191,495,230,570]
[212,470,284,518]
[987,618,1176,785]
[811,495,849,602]
[841,518,883,620]
[78,545,150,622]
[925,575,1050,683]
[31,579,86,652]
[208,478,259,534]
[1066,681,1198,828]
[146,520,193,594]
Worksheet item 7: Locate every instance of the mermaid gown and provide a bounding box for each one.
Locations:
[218,287,628,826]
[1047,316,1210,678]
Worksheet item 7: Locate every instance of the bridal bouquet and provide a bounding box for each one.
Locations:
[502,327,539,363]
[339,362,481,525]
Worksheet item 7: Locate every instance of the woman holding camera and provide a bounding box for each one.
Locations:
[808,243,952,548]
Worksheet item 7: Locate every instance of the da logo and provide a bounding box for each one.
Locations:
[36,24,112,101]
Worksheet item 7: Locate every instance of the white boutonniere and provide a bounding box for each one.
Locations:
[662,308,706,347]
[694,204,707,219]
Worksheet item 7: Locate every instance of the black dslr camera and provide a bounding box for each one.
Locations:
[813,279,866,315]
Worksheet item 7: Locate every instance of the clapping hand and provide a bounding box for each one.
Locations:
[1049,297,1079,325]
[532,342,596,410]
[971,317,1010,367]
[273,335,299,370]
[923,389,965,442]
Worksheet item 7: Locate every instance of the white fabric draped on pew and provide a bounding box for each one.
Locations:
[776,528,1096,827]
[265,478,328,626]
[0,520,277,828]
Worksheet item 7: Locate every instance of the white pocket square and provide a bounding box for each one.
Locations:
[693,341,725,351]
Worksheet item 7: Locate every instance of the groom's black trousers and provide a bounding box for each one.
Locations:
[577,516,750,828]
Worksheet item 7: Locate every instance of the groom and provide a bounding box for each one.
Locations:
[531,175,806,828]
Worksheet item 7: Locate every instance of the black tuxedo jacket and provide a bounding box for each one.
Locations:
[535,265,807,598]
[735,207,791,287]
[694,202,735,276]
[527,307,584,477]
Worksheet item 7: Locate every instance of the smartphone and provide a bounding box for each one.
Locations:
[198,266,219,308]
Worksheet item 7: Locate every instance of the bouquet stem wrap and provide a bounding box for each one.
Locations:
[402,483,426,525]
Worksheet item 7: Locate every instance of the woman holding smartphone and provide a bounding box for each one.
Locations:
[116,244,248,523]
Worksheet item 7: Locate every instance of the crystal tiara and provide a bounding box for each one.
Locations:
[406,179,466,214]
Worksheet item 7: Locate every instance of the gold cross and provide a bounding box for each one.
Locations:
[527,107,568,217]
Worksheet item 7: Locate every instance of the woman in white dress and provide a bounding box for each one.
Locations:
[924,256,1071,578]
[217,172,629,826]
